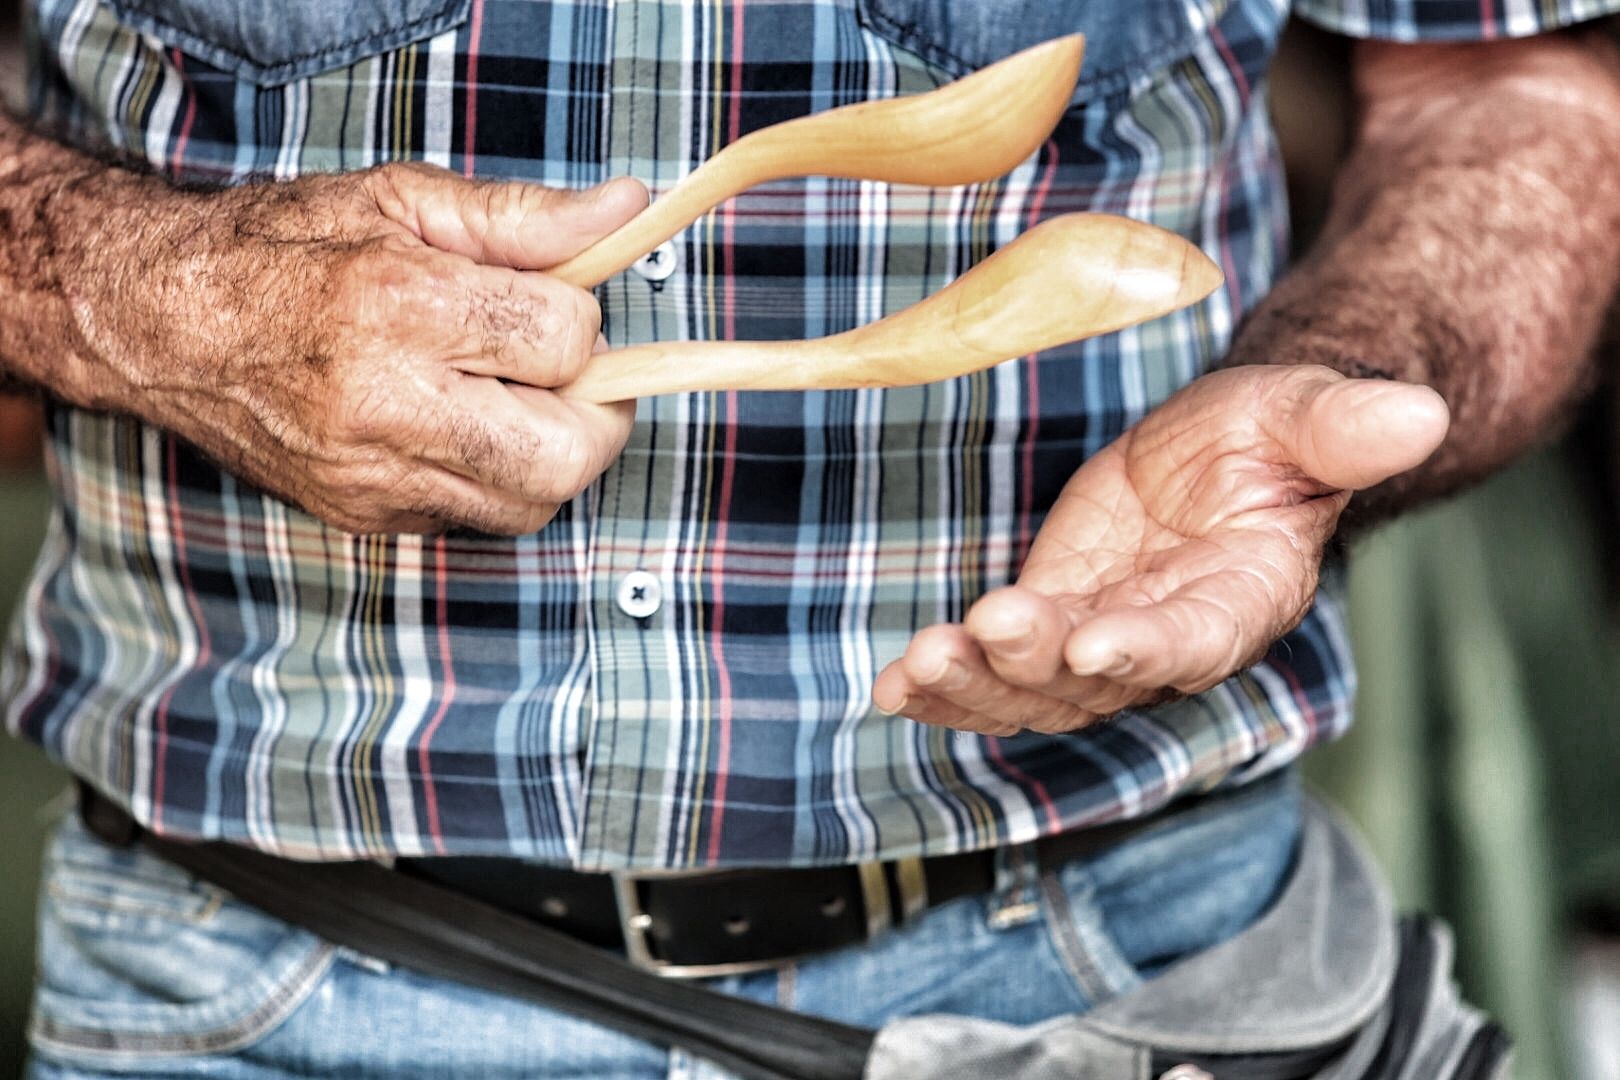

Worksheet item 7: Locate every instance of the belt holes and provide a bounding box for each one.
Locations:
[821,895,847,918]
[723,915,751,936]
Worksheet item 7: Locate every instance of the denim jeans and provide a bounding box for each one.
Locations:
[25,771,1300,1079]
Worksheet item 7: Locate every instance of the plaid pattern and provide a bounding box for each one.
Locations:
[6,0,1612,868]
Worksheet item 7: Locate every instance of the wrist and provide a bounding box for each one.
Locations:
[52,168,200,412]
[0,117,179,411]
[1220,270,1428,387]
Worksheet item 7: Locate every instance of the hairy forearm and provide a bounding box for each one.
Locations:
[1227,33,1620,523]
[0,107,170,407]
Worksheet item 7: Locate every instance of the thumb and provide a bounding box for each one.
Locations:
[1273,370,1451,491]
[373,163,649,269]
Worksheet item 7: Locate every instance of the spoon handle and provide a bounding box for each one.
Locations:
[561,214,1224,403]
[548,148,763,288]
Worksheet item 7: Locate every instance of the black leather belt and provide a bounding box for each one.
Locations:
[395,801,1193,977]
[78,779,1201,979]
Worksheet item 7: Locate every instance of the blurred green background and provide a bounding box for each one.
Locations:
[3,9,1620,1080]
[3,7,69,1077]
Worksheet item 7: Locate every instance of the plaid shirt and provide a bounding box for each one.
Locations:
[6,0,1615,868]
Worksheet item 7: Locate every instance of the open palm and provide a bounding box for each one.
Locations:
[872,364,1450,736]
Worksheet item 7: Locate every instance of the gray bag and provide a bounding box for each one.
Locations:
[866,799,1509,1080]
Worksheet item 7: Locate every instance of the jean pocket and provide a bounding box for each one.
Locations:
[28,816,335,1070]
[1039,771,1303,1004]
[854,0,1229,104]
[103,0,471,85]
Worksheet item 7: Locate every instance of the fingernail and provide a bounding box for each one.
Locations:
[919,658,968,690]
[1072,650,1131,679]
[876,694,914,718]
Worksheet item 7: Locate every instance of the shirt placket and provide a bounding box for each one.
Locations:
[577,0,703,870]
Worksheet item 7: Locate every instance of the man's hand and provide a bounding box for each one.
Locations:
[872,365,1448,736]
[1,122,647,534]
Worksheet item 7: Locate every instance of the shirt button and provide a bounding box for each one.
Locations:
[616,571,663,620]
[631,241,678,283]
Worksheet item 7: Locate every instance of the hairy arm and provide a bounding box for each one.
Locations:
[1227,32,1620,522]
[0,106,648,534]
[0,110,120,402]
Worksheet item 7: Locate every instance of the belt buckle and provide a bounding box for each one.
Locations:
[611,871,792,980]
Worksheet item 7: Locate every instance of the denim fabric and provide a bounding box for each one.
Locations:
[103,0,470,85]
[854,0,1222,102]
[25,773,1299,1078]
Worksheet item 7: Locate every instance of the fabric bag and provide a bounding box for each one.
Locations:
[866,800,1509,1079]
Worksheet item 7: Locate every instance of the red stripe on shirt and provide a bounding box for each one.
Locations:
[169,51,198,178]
[462,0,486,177]
[705,0,748,865]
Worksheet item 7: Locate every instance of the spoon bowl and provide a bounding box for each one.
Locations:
[560,213,1223,402]
[549,34,1086,288]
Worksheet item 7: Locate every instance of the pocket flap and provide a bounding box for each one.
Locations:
[1079,798,1398,1054]
[867,801,1399,1079]
[104,0,472,85]
[856,0,1230,103]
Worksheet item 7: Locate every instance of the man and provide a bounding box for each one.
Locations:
[2,0,1619,1075]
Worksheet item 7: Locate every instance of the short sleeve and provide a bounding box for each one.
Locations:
[1293,0,1620,41]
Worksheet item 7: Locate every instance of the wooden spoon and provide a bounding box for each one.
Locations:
[548,34,1087,288]
[560,213,1223,402]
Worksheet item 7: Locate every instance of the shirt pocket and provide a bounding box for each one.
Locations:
[854,0,1225,103]
[101,0,472,85]
[27,814,335,1069]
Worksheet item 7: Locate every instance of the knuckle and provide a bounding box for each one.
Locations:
[536,285,600,380]
[365,160,437,218]
[338,244,442,326]
[569,286,603,338]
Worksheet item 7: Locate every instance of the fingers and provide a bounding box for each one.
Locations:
[301,458,563,536]
[419,375,635,507]
[426,259,604,387]
[1264,368,1450,491]
[878,625,1101,735]
[963,586,1077,687]
[370,162,649,270]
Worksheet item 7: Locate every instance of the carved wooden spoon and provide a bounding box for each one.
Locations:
[548,34,1087,288]
[560,213,1223,402]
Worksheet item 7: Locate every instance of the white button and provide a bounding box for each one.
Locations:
[616,571,663,619]
[631,241,678,283]
[1158,1068,1214,1080]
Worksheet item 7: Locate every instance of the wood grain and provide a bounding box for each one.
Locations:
[548,34,1086,288]
[561,213,1223,403]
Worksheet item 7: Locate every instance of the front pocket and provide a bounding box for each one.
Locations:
[855,0,1227,103]
[28,815,335,1067]
[103,0,471,85]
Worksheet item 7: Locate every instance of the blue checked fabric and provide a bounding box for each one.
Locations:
[6,0,1616,868]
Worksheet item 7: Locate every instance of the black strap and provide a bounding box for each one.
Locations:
[397,802,1183,970]
[113,814,875,1080]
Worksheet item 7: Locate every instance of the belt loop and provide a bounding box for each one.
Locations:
[856,862,892,938]
[987,841,1041,930]
[892,857,929,922]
